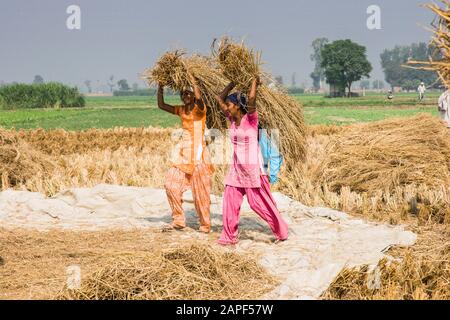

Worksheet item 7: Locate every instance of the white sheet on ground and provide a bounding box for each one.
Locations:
[0,184,416,299]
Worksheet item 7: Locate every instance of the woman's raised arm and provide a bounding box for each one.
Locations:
[157,85,177,114]
[215,81,235,114]
[247,76,260,114]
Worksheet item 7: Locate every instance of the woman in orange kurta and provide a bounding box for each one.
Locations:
[157,73,213,233]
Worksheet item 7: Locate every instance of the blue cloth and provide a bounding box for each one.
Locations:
[259,129,283,184]
[227,92,247,109]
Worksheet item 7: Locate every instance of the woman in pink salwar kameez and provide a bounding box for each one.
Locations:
[214,77,289,246]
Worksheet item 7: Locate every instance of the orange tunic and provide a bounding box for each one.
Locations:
[172,104,213,175]
[165,103,213,233]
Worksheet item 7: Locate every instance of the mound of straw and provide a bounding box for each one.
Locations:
[0,129,56,189]
[323,251,450,300]
[407,1,450,87]
[60,243,277,300]
[316,114,450,195]
[323,228,450,300]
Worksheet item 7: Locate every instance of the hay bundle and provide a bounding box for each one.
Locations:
[408,1,450,87]
[146,50,189,89]
[212,38,264,90]
[0,129,56,189]
[317,114,450,195]
[60,243,277,300]
[143,52,228,129]
[212,38,307,164]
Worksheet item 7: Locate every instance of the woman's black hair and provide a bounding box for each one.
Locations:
[227,92,248,114]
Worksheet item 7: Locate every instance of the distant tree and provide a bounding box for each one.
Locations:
[117,79,130,91]
[321,39,372,97]
[402,79,421,92]
[291,73,296,87]
[380,42,439,90]
[132,82,139,91]
[33,75,44,84]
[84,80,92,93]
[107,75,115,93]
[310,38,329,91]
[359,80,371,90]
[372,79,385,90]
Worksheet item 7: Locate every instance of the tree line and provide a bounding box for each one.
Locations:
[309,38,439,96]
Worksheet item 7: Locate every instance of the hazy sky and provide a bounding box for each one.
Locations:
[0,0,436,89]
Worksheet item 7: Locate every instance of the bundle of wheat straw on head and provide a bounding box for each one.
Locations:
[142,50,228,128]
[212,37,308,165]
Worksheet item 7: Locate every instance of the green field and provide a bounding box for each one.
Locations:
[0,93,441,130]
[293,92,440,107]
[82,92,440,108]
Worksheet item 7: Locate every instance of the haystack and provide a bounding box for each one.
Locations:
[407,1,450,87]
[60,243,277,300]
[212,38,265,90]
[0,129,56,189]
[316,114,450,195]
[143,39,307,166]
[142,51,228,129]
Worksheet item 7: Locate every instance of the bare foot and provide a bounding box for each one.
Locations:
[198,227,211,234]
[161,223,186,233]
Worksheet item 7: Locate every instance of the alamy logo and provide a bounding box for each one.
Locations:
[367,5,381,30]
[66,265,81,289]
[66,5,81,30]
[367,266,382,290]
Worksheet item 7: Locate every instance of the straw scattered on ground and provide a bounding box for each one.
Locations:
[0,228,276,300]
[60,243,277,300]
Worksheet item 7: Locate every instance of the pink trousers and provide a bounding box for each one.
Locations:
[218,175,289,245]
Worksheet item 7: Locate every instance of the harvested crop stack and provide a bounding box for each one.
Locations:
[316,114,450,195]
[0,129,56,189]
[61,243,277,300]
[212,37,307,164]
[143,39,307,165]
[212,38,264,90]
[408,1,450,87]
[142,51,228,129]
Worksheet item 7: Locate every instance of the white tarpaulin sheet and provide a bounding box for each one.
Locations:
[0,184,416,299]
